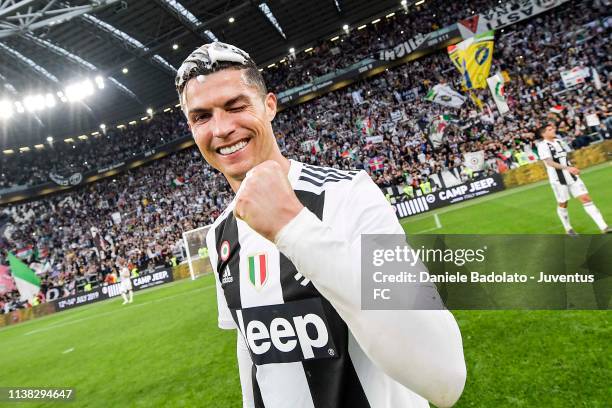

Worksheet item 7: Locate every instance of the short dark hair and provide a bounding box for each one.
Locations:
[176,60,267,110]
[535,123,553,139]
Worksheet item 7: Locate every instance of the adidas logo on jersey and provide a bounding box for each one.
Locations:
[235,298,337,365]
[222,267,233,284]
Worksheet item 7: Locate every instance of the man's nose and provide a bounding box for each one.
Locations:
[211,110,235,139]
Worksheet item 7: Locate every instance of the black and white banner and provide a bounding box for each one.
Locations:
[378,24,461,62]
[458,0,570,38]
[53,268,174,311]
[390,174,505,219]
[49,172,83,187]
[101,268,173,299]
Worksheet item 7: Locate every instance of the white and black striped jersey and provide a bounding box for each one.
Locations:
[537,138,578,185]
[206,160,465,408]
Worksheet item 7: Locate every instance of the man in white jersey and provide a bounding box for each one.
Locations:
[117,257,133,304]
[536,123,610,235]
[175,42,466,408]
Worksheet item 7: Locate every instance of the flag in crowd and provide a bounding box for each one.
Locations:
[356,116,375,136]
[425,84,467,108]
[550,105,565,115]
[560,66,590,88]
[8,252,40,302]
[171,176,186,187]
[448,30,494,89]
[464,151,485,172]
[35,245,49,260]
[486,73,509,115]
[368,157,384,171]
[429,115,452,148]
[301,139,322,154]
[15,245,33,260]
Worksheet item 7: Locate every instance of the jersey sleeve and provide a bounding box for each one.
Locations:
[206,227,236,330]
[275,171,466,408]
[537,142,551,160]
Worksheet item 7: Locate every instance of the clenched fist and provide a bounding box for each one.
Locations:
[234,160,304,242]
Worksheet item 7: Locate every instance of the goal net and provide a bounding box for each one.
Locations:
[182,224,214,280]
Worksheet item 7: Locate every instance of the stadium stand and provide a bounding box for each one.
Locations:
[1,0,610,313]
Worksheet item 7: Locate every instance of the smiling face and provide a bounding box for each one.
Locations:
[183,68,280,191]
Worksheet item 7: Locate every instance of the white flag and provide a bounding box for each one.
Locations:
[560,66,590,88]
[425,84,466,108]
[486,73,509,115]
[464,151,485,171]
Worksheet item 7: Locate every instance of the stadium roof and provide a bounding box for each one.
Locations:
[0,0,401,149]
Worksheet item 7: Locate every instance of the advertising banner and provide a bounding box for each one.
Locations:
[53,268,174,311]
[391,174,505,219]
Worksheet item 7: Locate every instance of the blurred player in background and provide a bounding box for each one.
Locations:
[536,123,610,235]
[175,42,466,408]
[118,257,134,304]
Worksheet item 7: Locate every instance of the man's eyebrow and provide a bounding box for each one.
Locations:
[224,94,250,108]
[188,107,211,118]
[188,94,250,118]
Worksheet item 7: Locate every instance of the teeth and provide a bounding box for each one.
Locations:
[219,140,248,155]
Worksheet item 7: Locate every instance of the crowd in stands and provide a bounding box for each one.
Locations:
[263,0,505,93]
[1,0,610,313]
[0,110,190,189]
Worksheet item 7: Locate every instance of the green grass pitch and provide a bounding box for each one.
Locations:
[1,163,610,407]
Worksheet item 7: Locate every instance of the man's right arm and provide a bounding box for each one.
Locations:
[538,143,579,174]
[543,158,566,170]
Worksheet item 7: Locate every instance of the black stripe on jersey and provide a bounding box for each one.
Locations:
[251,365,265,408]
[303,299,371,408]
[215,212,242,310]
[299,174,353,188]
[303,164,359,178]
[278,189,371,408]
[549,143,569,185]
[555,169,567,185]
[301,167,353,182]
[278,190,327,301]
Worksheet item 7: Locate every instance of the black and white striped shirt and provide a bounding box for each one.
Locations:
[537,138,577,185]
[206,160,460,408]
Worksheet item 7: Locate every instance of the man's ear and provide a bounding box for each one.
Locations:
[264,92,277,121]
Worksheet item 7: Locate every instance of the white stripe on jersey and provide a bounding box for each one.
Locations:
[257,363,315,408]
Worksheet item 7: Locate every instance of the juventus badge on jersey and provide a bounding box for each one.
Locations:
[248,253,268,291]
